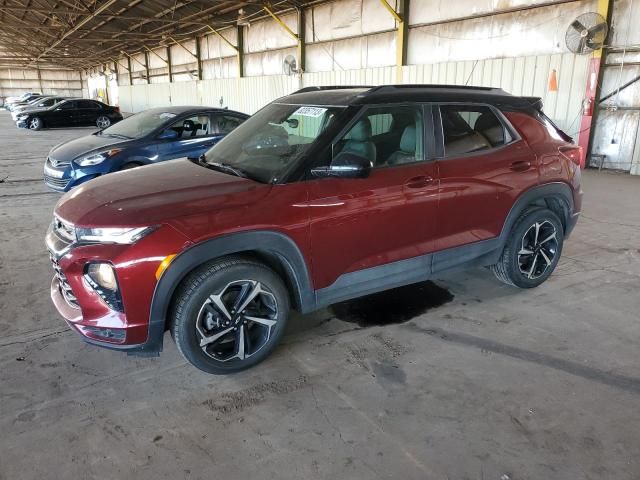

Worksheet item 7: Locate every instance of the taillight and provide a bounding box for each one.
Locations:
[559,145,583,168]
[114,106,120,113]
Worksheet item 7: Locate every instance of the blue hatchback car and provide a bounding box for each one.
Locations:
[43,106,248,192]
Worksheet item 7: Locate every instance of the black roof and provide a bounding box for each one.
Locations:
[280,85,542,111]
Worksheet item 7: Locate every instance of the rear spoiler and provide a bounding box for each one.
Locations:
[522,96,544,111]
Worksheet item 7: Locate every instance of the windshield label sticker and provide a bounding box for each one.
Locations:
[293,106,327,118]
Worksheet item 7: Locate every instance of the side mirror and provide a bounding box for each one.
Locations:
[158,129,179,140]
[311,152,372,179]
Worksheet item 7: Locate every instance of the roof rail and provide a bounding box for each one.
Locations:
[371,84,501,92]
[292,85,373,94]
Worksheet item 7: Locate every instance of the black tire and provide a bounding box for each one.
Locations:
[28,116,43,131]
[491,208,564,288]
[170,257,290,374]
[119,162,141,171]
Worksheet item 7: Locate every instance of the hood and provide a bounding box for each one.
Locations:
[49,133,131,161]
[17,107,49,116]
[55,159,270,227]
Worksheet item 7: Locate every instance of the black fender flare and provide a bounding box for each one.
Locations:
[499,182,574,243]
[144,230,315,352]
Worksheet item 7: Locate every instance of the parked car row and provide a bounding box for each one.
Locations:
[16,98,123,131]
[44,85,583,374]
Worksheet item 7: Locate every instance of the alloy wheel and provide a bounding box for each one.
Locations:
[29,118,40,129]
[517,220,558,280]
[195,280,279,362]
[97,116,111,128]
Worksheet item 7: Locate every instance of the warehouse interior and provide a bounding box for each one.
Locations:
[1,0,639,479]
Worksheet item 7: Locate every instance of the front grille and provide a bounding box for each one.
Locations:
[51,255,79,308]
[44,175,70,190]
[47,156,70,168]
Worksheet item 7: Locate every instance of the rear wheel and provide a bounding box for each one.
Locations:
[28,116,42,130]
[170,257,290,374]
[96,115,111,128]
[492,208,564,288]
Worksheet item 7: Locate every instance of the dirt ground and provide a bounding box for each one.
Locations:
[1,110,639,480]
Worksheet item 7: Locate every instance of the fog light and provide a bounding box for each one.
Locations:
[87,263,117,290]
[85,262,124,312]
[80,326,126,343]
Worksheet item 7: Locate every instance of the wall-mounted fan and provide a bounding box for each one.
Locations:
[283,54,298,75]
[566,12,608,54]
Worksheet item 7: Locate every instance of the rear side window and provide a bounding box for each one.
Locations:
[440,105,512,157]
[77,100,101,110]
[213,114,245,135]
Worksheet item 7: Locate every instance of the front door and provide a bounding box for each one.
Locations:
[156,113,222,162]
[75,100,102,126]
[307,105,440,298]
[47,100,77,127]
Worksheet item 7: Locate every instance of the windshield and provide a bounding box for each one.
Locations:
[203,103,342,183]
[99,110,178,138]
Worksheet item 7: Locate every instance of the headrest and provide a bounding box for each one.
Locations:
[400,125,416,153]
[349,118,372,142]
[475,112,500,132]
[182,119,195,131]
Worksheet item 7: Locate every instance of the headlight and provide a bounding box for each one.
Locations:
[76,148,122,166]
[76,226,155,244]
[17,114,27,120]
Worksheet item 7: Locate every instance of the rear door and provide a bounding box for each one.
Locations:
[210,113,247,147]
[434,104,538,255]
[76,100,102,126]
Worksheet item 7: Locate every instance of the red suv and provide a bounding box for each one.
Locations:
[46,85,582,374]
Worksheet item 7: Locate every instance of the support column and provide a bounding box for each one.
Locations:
[127,55,133,86]
[297,8,306,74]
[237,26,244,78]
[195,37,203,81]
[167,46,173,83]
[578,0,613,168]
[380,0,408,82]
[144,51,151,84]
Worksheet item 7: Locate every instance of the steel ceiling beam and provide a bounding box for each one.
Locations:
[28,0,119,66]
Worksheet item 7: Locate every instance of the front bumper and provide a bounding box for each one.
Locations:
[46,223,191,355]
[43,160,102,192]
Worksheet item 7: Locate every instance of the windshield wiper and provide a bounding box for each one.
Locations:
[196,155,248,178]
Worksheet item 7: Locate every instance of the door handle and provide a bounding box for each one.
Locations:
[405,176,434,188]
[510,160,531,172]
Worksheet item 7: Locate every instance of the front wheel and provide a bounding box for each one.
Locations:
[96,115,111,128]
[170,257,290,374]
[28,116,42,130]
[492,208,564,288]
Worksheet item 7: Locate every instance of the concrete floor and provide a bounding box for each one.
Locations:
[1,109,639,480]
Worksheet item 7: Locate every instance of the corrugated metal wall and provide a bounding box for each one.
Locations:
[0,68,83,98]
[119,52,588,134]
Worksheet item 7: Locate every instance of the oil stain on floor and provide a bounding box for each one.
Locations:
[331,281,454,327]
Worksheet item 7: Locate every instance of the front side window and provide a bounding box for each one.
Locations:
[166,115,212,138]
[333,105,423,167]
[203,103,342,183]
[440,105,511,157]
